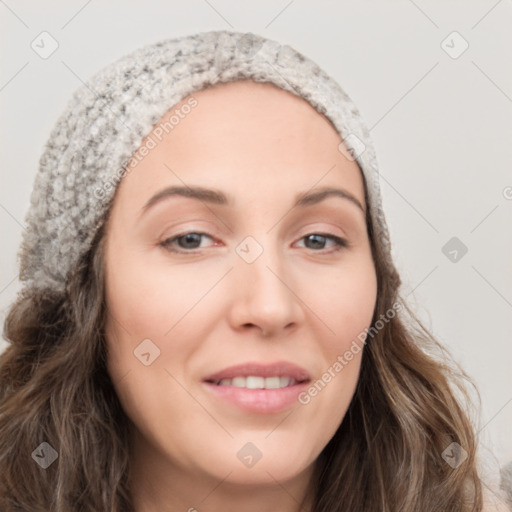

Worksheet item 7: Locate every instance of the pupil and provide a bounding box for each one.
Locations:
[307,234,325,249]
[181,233,201,248]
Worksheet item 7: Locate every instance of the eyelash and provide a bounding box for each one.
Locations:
[159,231,349,254]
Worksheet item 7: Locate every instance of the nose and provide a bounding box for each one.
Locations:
[226,246,305,339]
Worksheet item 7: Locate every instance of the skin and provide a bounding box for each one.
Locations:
[104,79,378,512]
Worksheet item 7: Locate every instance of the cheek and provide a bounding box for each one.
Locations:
[295,278,376,461]
[296,256,376,421]
[103,247,222,386]
[306,254,377,347]
[104,250,208,337]
[103,252,238,468]
[103,256,201,444]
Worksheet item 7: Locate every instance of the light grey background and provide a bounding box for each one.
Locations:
[1,0,511,475]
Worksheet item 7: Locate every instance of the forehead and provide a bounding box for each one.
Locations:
[180,79,340,144]
[114,78,366,212]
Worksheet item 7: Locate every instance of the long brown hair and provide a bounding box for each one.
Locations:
[1,189,483,511]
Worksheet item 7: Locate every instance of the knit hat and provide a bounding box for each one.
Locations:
[18,29,396,294]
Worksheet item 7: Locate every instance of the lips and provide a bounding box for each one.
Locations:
[202,361,311,384]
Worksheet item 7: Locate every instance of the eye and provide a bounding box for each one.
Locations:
[296,233,348,252]
[160,232,216,252]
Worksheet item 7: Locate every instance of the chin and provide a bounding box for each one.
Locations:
[184,439,316,486]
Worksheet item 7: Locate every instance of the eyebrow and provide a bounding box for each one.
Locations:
[140,184,365,216]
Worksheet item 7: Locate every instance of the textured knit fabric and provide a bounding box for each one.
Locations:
[18,29,396,293]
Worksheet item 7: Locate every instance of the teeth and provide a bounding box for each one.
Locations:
[279,376,291,388]
[246,376,264,389]
[215,376,297,389]
[265,376,281,389]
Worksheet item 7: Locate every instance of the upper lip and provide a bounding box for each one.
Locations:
[203,361,311,383]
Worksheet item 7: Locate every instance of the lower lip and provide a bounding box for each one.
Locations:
[202,381,310,414]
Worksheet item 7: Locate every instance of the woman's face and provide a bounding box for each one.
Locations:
[104,80,377,490]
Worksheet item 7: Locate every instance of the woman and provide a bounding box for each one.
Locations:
[0,30,506,511]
